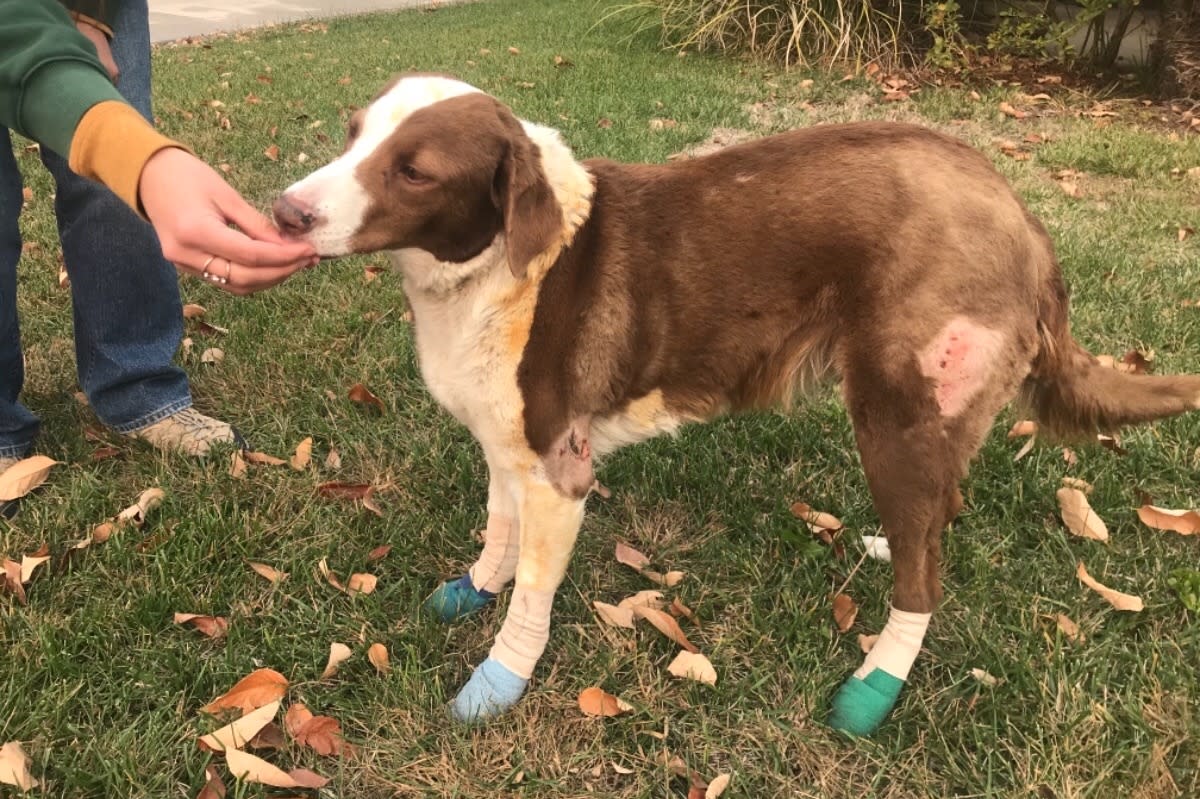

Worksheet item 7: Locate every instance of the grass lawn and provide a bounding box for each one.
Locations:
[4,0,1200,796]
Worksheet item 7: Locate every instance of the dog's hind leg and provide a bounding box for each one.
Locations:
[425,459,521,622]
[450,477,585,721]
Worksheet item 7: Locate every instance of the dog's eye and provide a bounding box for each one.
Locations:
[399,163,427,185]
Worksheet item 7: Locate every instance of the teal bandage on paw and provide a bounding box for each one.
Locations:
[423,574,495,623]
[449,657,528,722]
[828,668,906,736]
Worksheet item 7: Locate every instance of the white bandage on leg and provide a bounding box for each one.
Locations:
[854,606,931,681]
[468,515,519,594]
[488,587,555,680]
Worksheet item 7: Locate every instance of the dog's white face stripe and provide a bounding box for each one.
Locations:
[282,75,483,255]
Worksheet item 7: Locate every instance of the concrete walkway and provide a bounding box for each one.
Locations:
[149,0,448,43]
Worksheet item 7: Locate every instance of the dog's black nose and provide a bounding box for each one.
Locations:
[272,194,318,236]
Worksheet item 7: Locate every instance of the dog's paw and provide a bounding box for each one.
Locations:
[449,658,528,722]
[423,574,495,623]
[827,669,905,737]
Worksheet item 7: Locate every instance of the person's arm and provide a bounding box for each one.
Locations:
[0,0,317,293]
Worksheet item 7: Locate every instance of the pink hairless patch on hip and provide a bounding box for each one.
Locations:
[917,317,1006,417]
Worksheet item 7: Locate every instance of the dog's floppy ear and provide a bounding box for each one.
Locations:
[491,101,562,280]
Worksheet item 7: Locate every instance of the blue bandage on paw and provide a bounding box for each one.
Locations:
[828,668,905,737]
[423,574,495,623]
[449,657,528,722]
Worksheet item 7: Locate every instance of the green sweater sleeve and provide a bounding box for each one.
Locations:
[0,0,125,158]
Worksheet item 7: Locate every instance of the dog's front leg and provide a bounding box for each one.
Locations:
[424,459,521,622]
[449,477,585,722]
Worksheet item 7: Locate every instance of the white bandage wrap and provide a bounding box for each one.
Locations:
[854,606,931,681]
[469,515,519,594]
[489,587,555,680]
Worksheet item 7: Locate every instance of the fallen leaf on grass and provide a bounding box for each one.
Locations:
[202,668,288,715]
[284,703,347,756]
[366,544,391,562]
[263,144,280,161]
[316,482,372,501]
[367,643,390,674]
[182,303,207,319]
[197,764,226,799]
[668,597,698,625]
[1056,488,1108,541]
[200,348,224,364]
[1008,420,1038,437]
[225,748,328,789]
[174,613,229,639]
[1055,613,1084,643]
[1061,477,1093,493]
[229,451,247,479]
[321,642,352,679]
[632,605,699,653]
[970,667,1000,686]
[614,542,651,571]
[790,502,843,533]
[2,560,26,605]
[0,455,58,501]
[20,551,49,584]
[246,722,285,751]
[1076,562,1143,611]
[578,686,633,716]
[1136,505,1200,535]
[617,590,665,611]
[324,448,341,469]
[290,437,313,471]
[348,383,384,413]
[705,773,732,798]
[666,651,717,685]
[248,562,287,583]
[362,487,383,517]
[1180,226,1195,243]
[0,741,38,791]
[832,593,858,632]
[999,101,1027,119]
[593,601,636,628]
[243,451,286,466]
[318,558,377,596]
[118,488,165,525]
[1062,447,1079,465]
[858,633,879,653]
[199,699,281,751]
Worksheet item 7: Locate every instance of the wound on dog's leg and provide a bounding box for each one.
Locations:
[543,418,595,499]
[828,606,931,736]
[449,587,553,722]
[917,317,1005,418]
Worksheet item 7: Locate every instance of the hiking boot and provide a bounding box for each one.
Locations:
[125,408,245,457]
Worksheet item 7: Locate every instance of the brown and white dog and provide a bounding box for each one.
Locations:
[276,74,1200,733]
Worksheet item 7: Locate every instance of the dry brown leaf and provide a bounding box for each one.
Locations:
[90,522,115,544]
[200,348,224,364]
[225,748,328,789]
[1136,505,1200,536]
[293,714,345,757]
[174,613,229,639]
[246,722,285,751]
[617,590,665,611]
[593,601,636,628]
[0,741,38,791]
[577,686,633,716]
[507,46,520,54]
[1061,477,1094,493]
[1008,420,1038,437]
[248,562,287,583]
[19,554,49,584]
[229,450,247,479]
[999,101,1027,119]
[858,633,879,653]
[316,482,372,501]
[790,502,843,532]
[1055,613,1084,643]
[706,773,732,798]
[367,642,390,674]
[1180,226,1195,243]
[117,488,165,526]
[632,605,699,652]
[366,544,392,562]
[324,448,342,469]
[284,702,313,737]
[832,593,858,632]
[644,569,685,587]
[1056,487,1108,541]
[970,667,1000,686]
[0,455,58,501]
[202,668,289,715]
[1062,447,1079,465]
[347,573,378,596]
[198,699,281,751]
[1076,562,1144,611]
[243,451,287,466]
[263,144,280,161]
[197,764,226,799]
[182,303,207,319]
[669,597,698,624]
[666,650,717,685]
[290,437,313,471]
[362,487,383,517]
[614,542,651,571]
[348,382,385,413]
[321,642,353,679]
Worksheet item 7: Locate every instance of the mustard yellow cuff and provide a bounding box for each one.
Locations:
[69,12,114,39]
[68,101,191,217]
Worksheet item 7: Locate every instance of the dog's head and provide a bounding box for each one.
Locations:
[274,75,563,279]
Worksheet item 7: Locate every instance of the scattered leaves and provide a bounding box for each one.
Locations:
[197,764,226,799]
[324,448,341,469]
[615,542,651,571]
[290,437,313,471]
[1056,487,1108,541]
[224,748,328,789]
[366,544,392,562]
[790,502,843,533]
[182,303,207,318]
[199,700,281,752]
[593,601,636,628]
[200,348,224,364]
[666,651,717,685]
[831,593,858,632]
[316,482,373,501]
[348,382,385,413]
[174,613,229,639]
[263,144,280,161]
[706,773,732,798]
[319,558,377,596]
[243,451,286,466]
[970,667,1000,686]
[0,456,58,501]
[0,741,37,791]
[1136,505,1200,536]
[284,703,347,756]
[578,686,633,716]
[858,633,879,653]
[229,450,247,479]
[1181,226,1195,243]
[2,560,25,605]
[1008,420,1038,437]
[631,605,699,652]
[202,668,289,715]
[617,590,665,611]
[1055,613,1084,643]
[668,597,697,625]
[321,642,353,680]
[361,487,383,517]
[248,562,287,583]
[1061,477,1093,493]
[367,643,390,674]
[999,101,1027,119]
[1076,562,1144,611]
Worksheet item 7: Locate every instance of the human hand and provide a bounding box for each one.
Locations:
[76,19,119,82]
[138,148,318,295]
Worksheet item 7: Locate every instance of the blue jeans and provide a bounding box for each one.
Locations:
[0,0,191,458]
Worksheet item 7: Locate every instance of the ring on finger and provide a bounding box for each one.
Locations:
[223,258,233,285]
[200,254,217,279]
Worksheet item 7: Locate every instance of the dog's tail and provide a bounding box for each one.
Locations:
[1021,266,1200,437]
